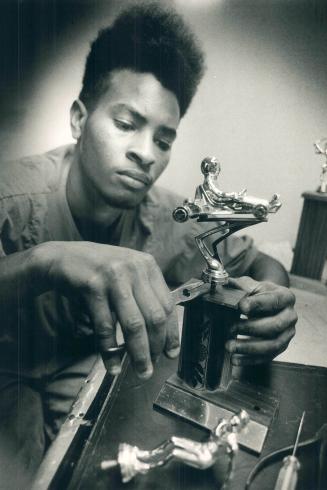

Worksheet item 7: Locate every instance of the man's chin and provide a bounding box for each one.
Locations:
[102,190,146,210]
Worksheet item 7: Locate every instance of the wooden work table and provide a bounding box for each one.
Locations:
[32,276,327,490]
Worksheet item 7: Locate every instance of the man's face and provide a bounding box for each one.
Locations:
[76,69,180,209]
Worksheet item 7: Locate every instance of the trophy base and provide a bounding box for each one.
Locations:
[154,373,278,455]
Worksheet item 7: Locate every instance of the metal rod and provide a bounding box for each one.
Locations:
[292,411,305,457]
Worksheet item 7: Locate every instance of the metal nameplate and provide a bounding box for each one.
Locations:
[154,382,268,454]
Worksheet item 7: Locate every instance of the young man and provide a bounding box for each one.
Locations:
[0,4,297,488]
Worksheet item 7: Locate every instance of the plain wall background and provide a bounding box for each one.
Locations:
[1,0,326,268]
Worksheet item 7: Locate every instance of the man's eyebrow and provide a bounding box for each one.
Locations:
[113,103,146,123]
[112,103,177,140]
[158,126,177,141]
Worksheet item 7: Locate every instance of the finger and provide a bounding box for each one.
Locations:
[111,283,153,380]
[231,307,298,338]
[225,325,296,357]
[231,354,274,366]
[146,255,175,317]
[145,256,180,358]
[228,277,296,316]
[87,294,121,376]
[135,292,167,362]
[239,288,296,316]
[133,273,168,362]
[164,306,180,358]
[228,276,264,294]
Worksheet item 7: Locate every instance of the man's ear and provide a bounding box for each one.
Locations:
[70,99,88,140]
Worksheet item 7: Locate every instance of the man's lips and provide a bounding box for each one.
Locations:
[117,169,153,186]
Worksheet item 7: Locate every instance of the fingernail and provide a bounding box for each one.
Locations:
[225,340,236,353]
[166,346,180,358]
[231,355,242,366]
[107,364,122,376]
[137,365,153,380]
[103,359,122,376]
[240,300,250,314]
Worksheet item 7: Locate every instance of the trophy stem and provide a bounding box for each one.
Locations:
[194,218,264,286]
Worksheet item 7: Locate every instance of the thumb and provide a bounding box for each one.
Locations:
[228,276,263,315]
[227,276,261,294]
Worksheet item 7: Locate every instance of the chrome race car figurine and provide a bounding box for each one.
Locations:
[173,157,281,223]
[172,156,282,286]
[100,410,250,485]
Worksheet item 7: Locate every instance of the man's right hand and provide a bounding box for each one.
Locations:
[44,241,180,378]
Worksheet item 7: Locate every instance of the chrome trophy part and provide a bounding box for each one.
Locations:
[314,138,327,193]
[100,410,250,484]
[173,156,282,286]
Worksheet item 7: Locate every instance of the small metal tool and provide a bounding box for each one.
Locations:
[274,411,305,490]
[170,279,212,304]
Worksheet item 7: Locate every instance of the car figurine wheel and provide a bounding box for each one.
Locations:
[253,204,268,219]
[173,206,189,222]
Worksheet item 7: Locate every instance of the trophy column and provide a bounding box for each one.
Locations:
[154,283,278,455]
[177,288,242,392]
[291,191,327,280]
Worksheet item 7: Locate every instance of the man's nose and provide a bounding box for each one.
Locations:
[127,132,155,168]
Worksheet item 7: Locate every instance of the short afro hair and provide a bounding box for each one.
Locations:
[79,3,205,117]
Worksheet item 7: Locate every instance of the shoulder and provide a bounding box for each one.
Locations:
[0,144,76,251]
[0,144,74,199]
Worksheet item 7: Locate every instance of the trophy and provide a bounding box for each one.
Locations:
[314,138,327,193]
[154,157,282,455]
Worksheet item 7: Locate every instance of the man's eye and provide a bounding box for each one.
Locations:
[156,139,171,152]
[114,119,134,131]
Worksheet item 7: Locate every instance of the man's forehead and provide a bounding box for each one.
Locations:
[98,69,180,128]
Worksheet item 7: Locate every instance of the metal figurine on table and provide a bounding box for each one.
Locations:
[314,138,327,193]
[155,157,282,455]
[101,410,249,485]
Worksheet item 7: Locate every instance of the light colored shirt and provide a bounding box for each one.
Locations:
[0,145,258,377]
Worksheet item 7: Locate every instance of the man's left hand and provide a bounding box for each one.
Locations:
[225,276,297,366]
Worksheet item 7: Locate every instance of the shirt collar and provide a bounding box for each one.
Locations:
[137,187,159,235]
[47,144,82,242]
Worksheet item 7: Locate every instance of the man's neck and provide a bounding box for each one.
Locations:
[66,150,122,236]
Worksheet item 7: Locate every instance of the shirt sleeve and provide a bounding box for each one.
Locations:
[217,233,258,277]
[0,195,35,255]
